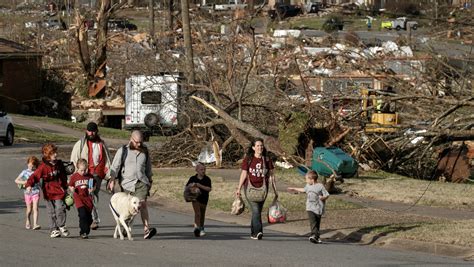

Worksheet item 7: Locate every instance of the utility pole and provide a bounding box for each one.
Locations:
[149,0,155,45]
[180,0,195,84]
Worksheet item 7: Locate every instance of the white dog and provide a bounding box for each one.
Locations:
[109,192,140,241]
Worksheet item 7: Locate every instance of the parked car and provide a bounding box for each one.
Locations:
[107,19,137,31]
[305,2,321,13]
[0,110,14,146]
[381,17,418,31]
[269,4,302,20]
[41,18,67,30]
[25,18,67,30]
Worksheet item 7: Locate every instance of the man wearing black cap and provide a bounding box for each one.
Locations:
[70,122,112,230]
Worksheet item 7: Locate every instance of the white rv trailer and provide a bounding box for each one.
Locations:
[124,74,181,136]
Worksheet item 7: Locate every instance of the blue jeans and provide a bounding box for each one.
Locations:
[245,192,265,236]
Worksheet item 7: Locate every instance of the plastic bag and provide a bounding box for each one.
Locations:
[268,198,287,224]
[231,196,245,215]
[183,185,201,202]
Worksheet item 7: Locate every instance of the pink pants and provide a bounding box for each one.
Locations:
[24,193,40,205]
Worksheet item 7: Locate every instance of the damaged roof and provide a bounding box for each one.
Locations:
[0,38,42,59]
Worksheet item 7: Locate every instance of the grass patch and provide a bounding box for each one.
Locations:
[369,220,474,248]
[13,114,165,142]
[15,125,77,143]
[342,171,474,210]
[151,168,361,215]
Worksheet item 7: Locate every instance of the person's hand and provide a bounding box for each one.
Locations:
[26,186,32,193]
[235,187,241,197]
[108,180,115,192]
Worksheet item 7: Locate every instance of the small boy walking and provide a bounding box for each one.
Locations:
[288,170,329,244]
[185,163,212,237]
[68,159,95,239]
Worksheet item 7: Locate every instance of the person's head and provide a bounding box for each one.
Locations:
[85,122,100,142]
[42,143,58,162]
[26,156,39,171]
[195,163,206,177]
[129,130,145,152]
[305,170,318,185]
[76,158,88,175]
[246,137,267,158]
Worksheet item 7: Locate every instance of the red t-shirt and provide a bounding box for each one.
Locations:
[68,173,94,212]
[241,156,274,188]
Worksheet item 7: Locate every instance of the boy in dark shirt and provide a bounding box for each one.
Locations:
[186,163,212,237]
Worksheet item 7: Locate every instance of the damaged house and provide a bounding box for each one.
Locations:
[0,38,42,113]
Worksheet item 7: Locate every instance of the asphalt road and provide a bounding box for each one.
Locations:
[0,144,469,266]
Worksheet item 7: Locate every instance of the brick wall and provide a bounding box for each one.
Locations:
[1,57,42,113]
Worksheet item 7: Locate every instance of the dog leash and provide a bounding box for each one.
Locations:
[109,202,120,218]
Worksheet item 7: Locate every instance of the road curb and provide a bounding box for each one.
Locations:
[322,228,473,261]
[376,238,474,260]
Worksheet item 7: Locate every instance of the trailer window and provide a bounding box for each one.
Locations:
[141,91,162,104]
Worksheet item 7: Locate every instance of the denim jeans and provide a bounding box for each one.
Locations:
[245,192,265,236]
[91,175,102,223]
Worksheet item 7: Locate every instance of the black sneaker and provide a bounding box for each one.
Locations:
[144,227,157,239]
[81,233,89,239]
[256,232,263,240]
[194,227,200,237]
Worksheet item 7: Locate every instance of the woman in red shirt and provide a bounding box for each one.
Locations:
[236,138,278,240]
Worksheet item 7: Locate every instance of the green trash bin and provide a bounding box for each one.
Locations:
[311,147,358,178]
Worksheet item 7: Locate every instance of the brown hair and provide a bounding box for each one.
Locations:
[306,170,318,180]
[76,158,88,169]
[42,143,58,160]
[27,156,39,167]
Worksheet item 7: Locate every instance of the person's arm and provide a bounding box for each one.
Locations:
[102,142,112,180]
[269,169,278,198]
[320,186,330,201]
[15,172,25,185]
[235,170,248,197]
[108,147,123,191]
[196,179,212,192]
[70,140,81,168]
[145,150,153,184]
[287,187,305,193]
[25,168,41,193]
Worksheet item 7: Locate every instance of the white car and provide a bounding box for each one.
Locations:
[0,110,14,146]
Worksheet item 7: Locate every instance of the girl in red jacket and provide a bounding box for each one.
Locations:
[26,143,70,238]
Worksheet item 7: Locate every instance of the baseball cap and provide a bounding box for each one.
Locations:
[86,122,98,132]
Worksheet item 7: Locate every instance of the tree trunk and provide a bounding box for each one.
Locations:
[180,0,195,84]
[166,0,174,32]
[149,0,155,44]
[191,95,285,156]
[95,0,112,78]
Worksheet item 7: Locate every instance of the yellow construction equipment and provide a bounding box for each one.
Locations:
[361,88,399,133]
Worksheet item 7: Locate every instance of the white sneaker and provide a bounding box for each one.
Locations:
[50,230,61,238]
[59,226,70,237]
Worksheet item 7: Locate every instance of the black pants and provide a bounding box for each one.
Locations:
[78,207,93,235]
[307,211,322,239]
